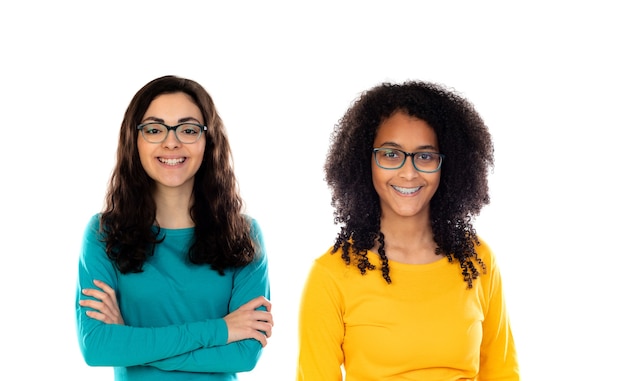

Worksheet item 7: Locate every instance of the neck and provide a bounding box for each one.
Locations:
[153,184,195,229]
[377,213,439,264]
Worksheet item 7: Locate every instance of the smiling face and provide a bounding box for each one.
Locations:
[372,111,441,223]
[137,92,206,193]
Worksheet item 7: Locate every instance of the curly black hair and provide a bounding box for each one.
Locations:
[100,75,255,275]
[324,81,494,288]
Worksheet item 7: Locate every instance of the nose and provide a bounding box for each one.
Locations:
[398,158,421,179]
[161,129,180,149]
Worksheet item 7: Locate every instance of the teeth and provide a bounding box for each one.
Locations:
[159,157,185,165]
[392,185,421,195]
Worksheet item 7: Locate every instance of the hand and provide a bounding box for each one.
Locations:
[223,296,273,347]
[79,279,125,325]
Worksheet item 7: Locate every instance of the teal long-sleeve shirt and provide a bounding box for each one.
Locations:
[75,214,271,380]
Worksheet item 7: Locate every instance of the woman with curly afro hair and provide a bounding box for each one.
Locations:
[297,81,519,380]
[75,75,273,380]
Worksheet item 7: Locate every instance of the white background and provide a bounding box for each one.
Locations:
[1,1,624,380]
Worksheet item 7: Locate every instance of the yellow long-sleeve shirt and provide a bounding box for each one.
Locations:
[297,240,519,380]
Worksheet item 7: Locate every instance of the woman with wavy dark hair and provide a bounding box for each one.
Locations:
[298,81,519,380]
[75,75,272,380]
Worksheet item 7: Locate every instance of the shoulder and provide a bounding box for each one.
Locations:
[242,214,261,235]
[88,213,101,227]
[83,213,103,238]
[302,247,348,292]
[240,215,268,263]
[309,246,355,279]
[245,215,264,245]
[315,246,344,265]
[475,236,495,266]
[474,236,504,287]
[80,213,112,266]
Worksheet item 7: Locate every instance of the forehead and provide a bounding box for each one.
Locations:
[374,112,438,148]
[143,92,203,122]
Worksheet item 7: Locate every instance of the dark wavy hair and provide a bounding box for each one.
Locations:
[100,75,254,274]
[325,81,494,288]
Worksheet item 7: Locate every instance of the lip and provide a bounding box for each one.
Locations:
[391,185,423,195]
[157,157,187,166]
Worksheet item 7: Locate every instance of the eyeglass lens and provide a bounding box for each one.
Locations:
[140,123,203,144]
[374,148,442,172]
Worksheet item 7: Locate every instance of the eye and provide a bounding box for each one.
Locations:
[179,124,201,135]
[416,152,435,161]
[382,149,402,160]
[144,124,164,135]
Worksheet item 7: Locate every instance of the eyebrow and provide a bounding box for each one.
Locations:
[378,142,439,151]
[141,116,203,124]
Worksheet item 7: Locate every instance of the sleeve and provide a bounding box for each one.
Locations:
[75,215,229,367]
[297,256,345,381]
[145,217,271,373]
[478,244,520,380]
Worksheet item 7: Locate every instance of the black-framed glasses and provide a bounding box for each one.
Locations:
[136,122,207,144]
[372,148,445,173]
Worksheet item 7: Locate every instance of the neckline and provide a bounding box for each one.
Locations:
[367,249,450,271]
[154,225,195,236]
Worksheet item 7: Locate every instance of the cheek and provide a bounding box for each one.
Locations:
[195,140,207,160]
[189,142,207,171]
[428,173,441,193]
[136,140,148,162]
[371,164,388,194]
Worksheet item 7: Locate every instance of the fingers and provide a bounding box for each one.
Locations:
[229,320,273,347]
[243,310,274,338]
[240,295,272,312]
[254,310,274,336]
[256,330,268,347]
[238,300,274,335]
[79,298,121,324]
[82,280,118,304]
[79,280,125,325]
[93,279,117,299]
[83,308,118,324]
[256,317,274,339]
[224,297,274,346]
